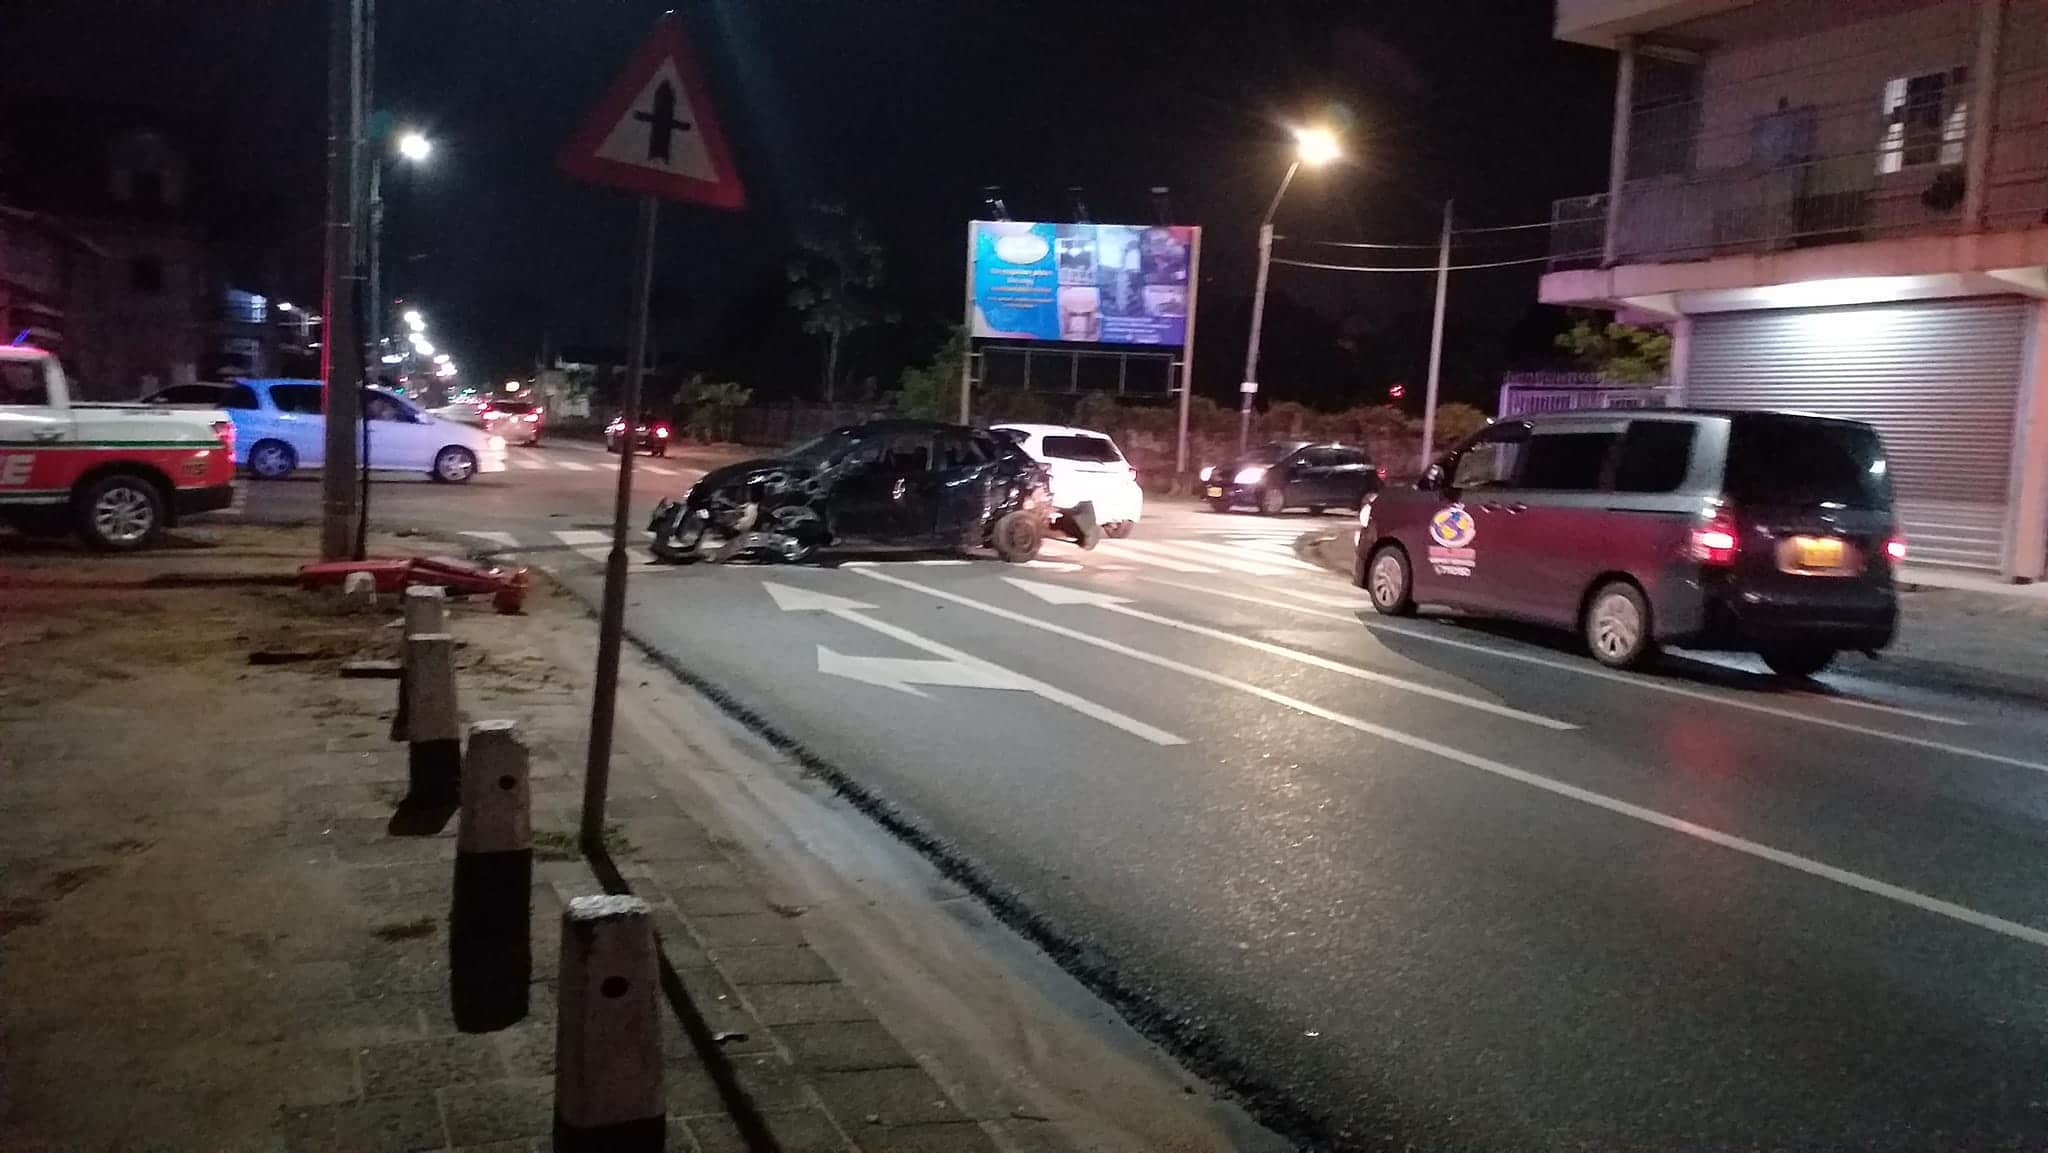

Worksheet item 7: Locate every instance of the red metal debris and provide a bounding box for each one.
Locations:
[299,557,529,614]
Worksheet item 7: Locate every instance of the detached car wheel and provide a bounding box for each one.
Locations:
[991,511,1044,563]
[1761,645,1836,679]
[1585,580,1655,669]
[76,473,166,552]
[1363,545,1416,617]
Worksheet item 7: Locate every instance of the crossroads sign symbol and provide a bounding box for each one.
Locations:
[560,14,745,209]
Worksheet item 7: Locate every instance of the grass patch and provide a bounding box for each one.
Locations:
[532,822,634,862]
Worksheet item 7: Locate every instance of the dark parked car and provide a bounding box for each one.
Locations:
[647,419,1054,564]
[1355,409,1903,676]
[1200,440,1381,515]
[605,413,671,456]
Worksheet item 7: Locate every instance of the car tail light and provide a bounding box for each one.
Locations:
[211,419,235,451]
[654,424,670,438]
[1885,535,1908,563]
[522,413,539,423]
[1376,466,1388,480]
[1689,512,1740,566]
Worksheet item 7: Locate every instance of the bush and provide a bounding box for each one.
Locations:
[674,374,753,442]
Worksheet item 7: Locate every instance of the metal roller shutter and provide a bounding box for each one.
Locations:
[1686,298,2032,571]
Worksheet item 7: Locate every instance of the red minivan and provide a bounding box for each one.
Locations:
[1355,410,1902,677]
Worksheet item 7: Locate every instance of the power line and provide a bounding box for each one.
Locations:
[1272,254,1555,273]
[1274,235,1442,250]
[1451,220,1556,234]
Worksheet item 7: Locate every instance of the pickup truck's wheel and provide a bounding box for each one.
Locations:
[76,473,165,552]
[432,446,478,483]
[248,439,296,480]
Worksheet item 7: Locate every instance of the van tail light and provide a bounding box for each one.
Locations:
[1885,535,1908,563]
[1376,466,1388,480]
[211,419,235,452]
[1689,512,1740,566]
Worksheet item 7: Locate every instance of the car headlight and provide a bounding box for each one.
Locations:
[487,435,506,450]
[1233,465,1267,485]
[1198,465,1214,482]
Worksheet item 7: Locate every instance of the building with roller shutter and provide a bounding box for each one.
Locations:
[1541,0,2048,580]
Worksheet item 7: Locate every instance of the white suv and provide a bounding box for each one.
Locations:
[993,423,1142,538]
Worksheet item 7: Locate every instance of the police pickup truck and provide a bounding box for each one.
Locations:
[0,345,236,550]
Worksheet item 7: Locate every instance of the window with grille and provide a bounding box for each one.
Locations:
[1878,67,1968,174]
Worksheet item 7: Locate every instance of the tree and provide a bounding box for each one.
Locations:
[786,204,893,404]
[891,326,966,421]
[1555,317,1672,383]
[672,374,753,443]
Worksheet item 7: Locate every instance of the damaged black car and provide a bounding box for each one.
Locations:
[646,419,1090,565]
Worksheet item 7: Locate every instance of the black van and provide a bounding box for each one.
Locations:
[1355,410,1902,676]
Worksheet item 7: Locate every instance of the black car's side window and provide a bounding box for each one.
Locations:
[1450,425,1529,491]
[938,432,987,472]
[880,433,932,474]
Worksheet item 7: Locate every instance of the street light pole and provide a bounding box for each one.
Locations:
[1239,159,1298,456]
[1419,199,1453,472]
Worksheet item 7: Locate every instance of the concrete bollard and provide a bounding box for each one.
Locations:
[391,586,448,743]
[403,632,460,806]
[554,895,664,1152]
[450,720,532,1031]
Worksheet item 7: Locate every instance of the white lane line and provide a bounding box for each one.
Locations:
[461,530,520,550]
[1095,541,1220,574]
[856,568,2048,951]
[1139,576,2023,769]
[1001,578,1574,731]
[645,465,678,477]
[763,581,1183,745]
[512,457,546,471]
[555,460,594,473]
[1021,559,1086,573]
[1674,651,1969,726]
[553,530,610,546]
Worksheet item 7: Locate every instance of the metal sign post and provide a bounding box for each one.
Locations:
[561,13,746,853]
[582,195,657,851]
[1420,200,1453,472]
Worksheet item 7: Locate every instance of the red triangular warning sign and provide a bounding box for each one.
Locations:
[560,14,746,209]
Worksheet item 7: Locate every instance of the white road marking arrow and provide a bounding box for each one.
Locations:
[1000,577,1575,731]
[761,581,1184,745]
[814,648,1025,696]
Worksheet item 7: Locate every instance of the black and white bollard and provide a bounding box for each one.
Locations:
[390,585,447,743]
[554,895,665,1152]
[404,631,460,807]
[450,719,532,1031]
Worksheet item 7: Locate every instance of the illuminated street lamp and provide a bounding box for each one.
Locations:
[367,129,434,360]
[1239,124,1343,453]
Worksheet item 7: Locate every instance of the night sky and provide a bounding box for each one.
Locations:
[4,0,1613,409]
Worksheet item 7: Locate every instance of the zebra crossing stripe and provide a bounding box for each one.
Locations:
[554,460,593,472]
[462,530,520,550]
[1113,538,1294,576]
[1092,540,1221,574]
[1168,538,1323,573]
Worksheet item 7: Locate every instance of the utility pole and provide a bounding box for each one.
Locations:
[1241,157,1302,455]
[1420,200,1453,472]
[319,0,364,560]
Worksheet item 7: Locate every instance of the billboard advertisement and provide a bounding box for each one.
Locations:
[970,221,1195,346]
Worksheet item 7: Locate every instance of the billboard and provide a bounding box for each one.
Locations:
[970,221,1196,346]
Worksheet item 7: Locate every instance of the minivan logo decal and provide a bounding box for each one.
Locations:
[1430,505,1477,548]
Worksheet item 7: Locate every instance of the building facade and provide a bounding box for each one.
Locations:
[1543,0,2048,579]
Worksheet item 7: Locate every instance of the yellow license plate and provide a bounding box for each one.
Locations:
[1788,535,1848,571]
[1206,486,1224,498]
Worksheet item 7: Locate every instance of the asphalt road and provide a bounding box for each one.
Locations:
[244,447,2048,1151]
